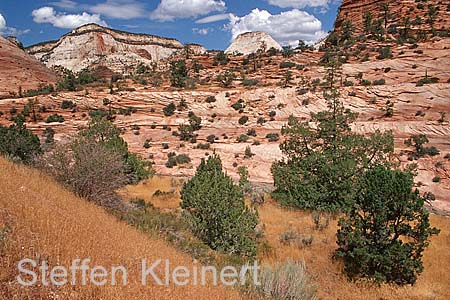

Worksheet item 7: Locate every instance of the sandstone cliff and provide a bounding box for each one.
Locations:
[26,24,185,74]
[225,31,282,55]
[0,37,57,97]
[335,0,450,36]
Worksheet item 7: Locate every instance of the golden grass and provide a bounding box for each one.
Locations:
[119,176,183,211]
[0,158,243,300]
[130,176,450,300]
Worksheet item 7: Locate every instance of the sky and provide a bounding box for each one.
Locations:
[0,0,341,49]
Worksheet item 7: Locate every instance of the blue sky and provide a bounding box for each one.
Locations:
[0,0,341,49]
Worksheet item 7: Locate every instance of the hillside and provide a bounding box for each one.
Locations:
[0,36,57,98]
[25,23,185,74]
[0,158,242,299]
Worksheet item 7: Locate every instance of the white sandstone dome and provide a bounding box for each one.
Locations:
[225,31,282,55]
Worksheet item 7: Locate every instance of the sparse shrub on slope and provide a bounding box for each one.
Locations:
[250,260,316,300]
[181,155,258,257]
[336,166,439,285]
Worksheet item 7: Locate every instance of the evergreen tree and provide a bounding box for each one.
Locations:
[335,166,439,285]
[170,60,188,88]
[181,155,258,257]
[271,61,394,211]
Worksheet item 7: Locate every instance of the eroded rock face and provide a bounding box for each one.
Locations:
[0,37,57,97]
[335,0,450,35]
[26,23,185,74]
[225,31,282,55]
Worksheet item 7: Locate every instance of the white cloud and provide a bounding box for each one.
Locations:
[150,0,226,21]
[0,14,6,32]
[228,8,327,46]
[32,6,107,29]
[89,0,146,19]
[0,13,30,36]
[267,0,332,9]
[50,0,78,10]
[193,27,211,35]
[195,13,231,24]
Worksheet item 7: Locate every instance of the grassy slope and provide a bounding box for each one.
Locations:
[0,158,242,300]
[124,176,450,300]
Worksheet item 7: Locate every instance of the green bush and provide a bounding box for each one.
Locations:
[170,60,188,88]
[376,46,393,59]
[46,114,65,123]
[0,122,41,162]
[237,134,249,143]
[181,155,258,257]
[163,102,176,116]
[61,100,76,110]
[238,116,249,125]
[373,79,386,85]
[231,99,245,111]
[336,166,439,285]
[279,61,296,69]
[242,79,259,87]
[266,133,280,142]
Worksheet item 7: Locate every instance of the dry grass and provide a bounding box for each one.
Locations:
[119,176,183,210]
[0,158,243,300]
[129,176,450,300]
[258,200,450,300]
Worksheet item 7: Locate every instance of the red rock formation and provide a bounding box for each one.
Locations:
[0,37,57,98]
[335,0,450,36]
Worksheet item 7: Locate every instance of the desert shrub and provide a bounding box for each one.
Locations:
[163,102,176,116]
[206,96,216,103]
[213,51,229,66]
[432,176,441,183]
[251,260,316,300]
[344,80,354,86]
[237,134,249,143]
[257,117,266,125]
[373,78,386,85]
[266,133,280,142]
[0,122,41,162]
[336,166,440,285]
[244,146,254,159]
[231,99,245,111]
[24,84,55,97]
[181,155,258,257]
[242,79,259,87]
[40,140,127,207]
[360,79,372,86]
[311,211,330,230]
[196,143,210,150]
[45,114,65,123]
[162,143,169,149]
[247,128,257,137]
[415,110,426,117]
[405,134,440,159]
[416,76,439,86]
[376,46,393,59]
[143,140,151,149]
[238,116,249,125]
[279,61,296,69]
[79,117,152,183]
[216,71,235,87]
[206,135,216,143]
[60,100,76,110]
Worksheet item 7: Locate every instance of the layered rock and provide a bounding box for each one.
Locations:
[26,23,185,74]
[0,37,57,97]
[225,31,282,55]
[335,0,450,36]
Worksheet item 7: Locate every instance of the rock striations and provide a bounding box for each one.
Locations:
[26,23,185,74]
[0,37,57,97]
[334,0,450,36]
[225,31,282,55]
